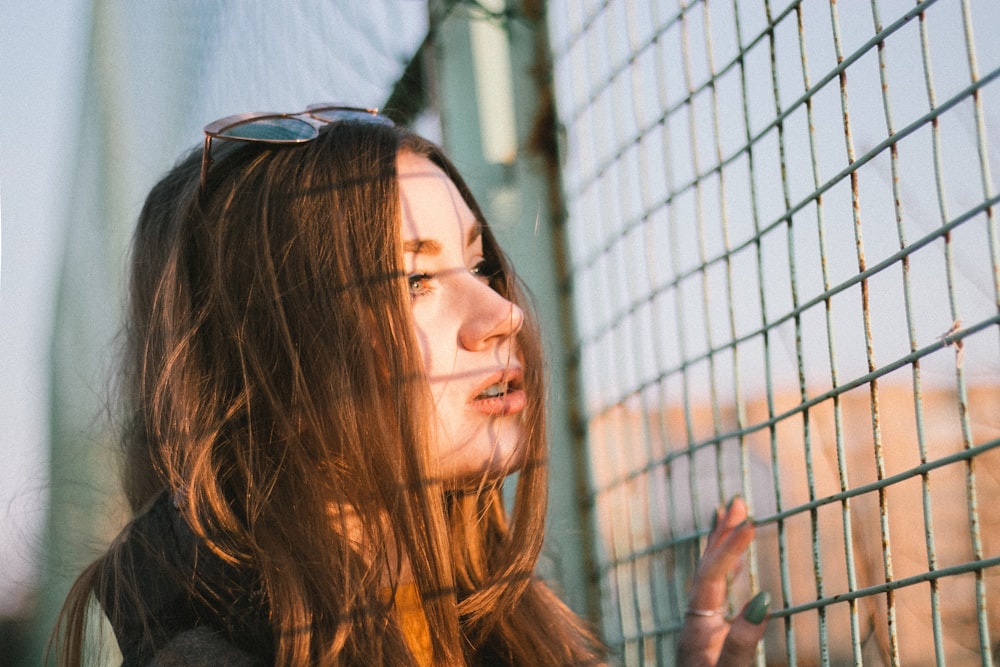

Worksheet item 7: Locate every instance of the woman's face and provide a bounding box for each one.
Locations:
[397,151,526,485]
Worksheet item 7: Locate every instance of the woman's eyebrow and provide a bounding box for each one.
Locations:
[467,220,482,248]
[403,239,442,255]
[403,220,482,255]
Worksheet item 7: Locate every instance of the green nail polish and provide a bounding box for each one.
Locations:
[710,509,719,532]
[743,591,770,624]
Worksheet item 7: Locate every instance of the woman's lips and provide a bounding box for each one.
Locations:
[470,388,527,416]
[469,369,525,416]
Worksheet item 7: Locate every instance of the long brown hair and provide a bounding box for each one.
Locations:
[54,120,605,665]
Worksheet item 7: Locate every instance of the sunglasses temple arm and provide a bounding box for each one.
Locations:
[200,135,213,189]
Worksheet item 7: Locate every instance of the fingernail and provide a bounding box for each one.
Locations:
[710,509,719,532]
[743,591,771,625]
[726,494,742,513]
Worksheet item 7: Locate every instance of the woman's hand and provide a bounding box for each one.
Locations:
[677,496,770,666]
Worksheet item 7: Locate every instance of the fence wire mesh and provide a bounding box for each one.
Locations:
[546,0,999,664]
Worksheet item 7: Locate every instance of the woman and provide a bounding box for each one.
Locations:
[55,106,768,665]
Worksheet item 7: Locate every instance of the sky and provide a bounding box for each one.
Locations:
[0,0,91,614]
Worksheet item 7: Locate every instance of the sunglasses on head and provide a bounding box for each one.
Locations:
[200,104,395,188]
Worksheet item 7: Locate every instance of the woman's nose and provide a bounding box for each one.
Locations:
[458,281,524,351]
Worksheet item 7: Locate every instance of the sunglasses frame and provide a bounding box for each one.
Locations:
[200,104,390,188]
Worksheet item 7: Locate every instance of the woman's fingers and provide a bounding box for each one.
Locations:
[715,592,770,666]
[709,496,748,538]
[677,496,770,666]
[676,591,770,666]
[689,497,755,612]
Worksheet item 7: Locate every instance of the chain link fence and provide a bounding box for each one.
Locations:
[546,0,999,664]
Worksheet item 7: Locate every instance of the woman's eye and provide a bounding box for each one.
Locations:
[407,273,433,298]
[471,259,500,285]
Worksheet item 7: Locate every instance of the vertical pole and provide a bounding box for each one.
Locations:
[428,0,599,622]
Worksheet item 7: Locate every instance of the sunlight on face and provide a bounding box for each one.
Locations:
[396,151,526,485]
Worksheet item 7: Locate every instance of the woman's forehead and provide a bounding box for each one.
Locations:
[397,152,478,249]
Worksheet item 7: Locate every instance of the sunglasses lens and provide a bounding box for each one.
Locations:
[309,108,394,126]
[219,116,318,141]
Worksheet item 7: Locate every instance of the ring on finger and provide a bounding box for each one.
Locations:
[685,607,723,617]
